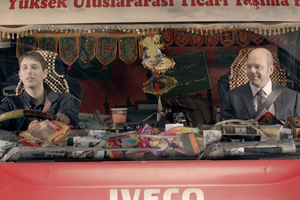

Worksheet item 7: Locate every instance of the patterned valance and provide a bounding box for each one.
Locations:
[119,37,138,65]
[16,29,283,65]
[174,29,190,48]
[59,37,79,66]
[16,36,37,58]
[96,37,117,66]
[220,30,235,47]
[163,29,280,48]
[80,36,96,63]
[38,37,58,52]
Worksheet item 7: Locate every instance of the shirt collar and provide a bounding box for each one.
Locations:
[43,84,59,102]
[249,79,272,97]
[20,83,59,105]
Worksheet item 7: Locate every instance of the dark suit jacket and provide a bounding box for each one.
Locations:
[221,82,300,122]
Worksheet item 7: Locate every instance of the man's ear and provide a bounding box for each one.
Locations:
[43,69,48,79]
[269,64,275,75]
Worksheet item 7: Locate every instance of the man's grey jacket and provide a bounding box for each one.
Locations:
[221,82,300,122]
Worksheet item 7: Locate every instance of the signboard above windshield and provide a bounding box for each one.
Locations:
[2,0,300,25]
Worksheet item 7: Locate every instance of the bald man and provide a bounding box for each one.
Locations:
[221,47,300,123]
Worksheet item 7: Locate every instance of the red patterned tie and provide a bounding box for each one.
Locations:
[257,89,266,108]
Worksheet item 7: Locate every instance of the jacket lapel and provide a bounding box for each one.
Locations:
[272,83,284,119]
[241,83,256,118]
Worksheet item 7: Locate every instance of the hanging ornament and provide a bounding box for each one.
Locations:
[141,75,177,96]
[140,33,166,72]
[142,47,163,69]
[140,32,177,119]
[142,53,175,73]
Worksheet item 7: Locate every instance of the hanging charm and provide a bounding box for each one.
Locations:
[140,33,178,121]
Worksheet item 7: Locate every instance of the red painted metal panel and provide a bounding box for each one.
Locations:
[0,159,300,200]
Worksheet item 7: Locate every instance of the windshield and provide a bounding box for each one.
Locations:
[0,22,300,162]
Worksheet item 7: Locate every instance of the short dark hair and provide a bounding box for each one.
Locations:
[19,51,48,70]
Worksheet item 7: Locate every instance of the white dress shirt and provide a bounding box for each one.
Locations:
[249,79,275,115]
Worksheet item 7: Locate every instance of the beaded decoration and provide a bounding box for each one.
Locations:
[16,50,69,95]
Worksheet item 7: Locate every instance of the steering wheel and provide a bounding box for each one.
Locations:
[0,109,54,124]
[0,109,55,142]
[0,110,53,144]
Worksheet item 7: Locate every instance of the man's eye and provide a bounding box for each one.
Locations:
[255,65,261,69]
[31,65,39,69]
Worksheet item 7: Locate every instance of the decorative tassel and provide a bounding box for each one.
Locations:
[102,65,107,70]
[150,32,155,39]
[68,65,72,71]
[152,66,159,93]
[128,64,131,69]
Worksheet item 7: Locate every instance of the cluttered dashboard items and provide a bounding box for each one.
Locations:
[1,118,300,162]
[287,117,300,139]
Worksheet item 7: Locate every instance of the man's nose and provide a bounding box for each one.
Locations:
[26,68,32,74]
[248,66,256,73]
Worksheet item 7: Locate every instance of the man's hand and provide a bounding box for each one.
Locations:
[55,112,70,125]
